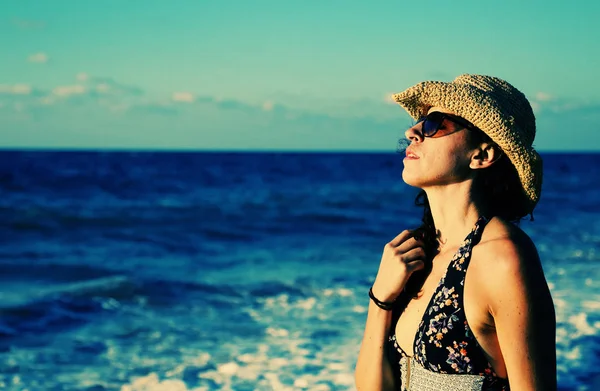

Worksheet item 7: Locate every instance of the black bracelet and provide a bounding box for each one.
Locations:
[368,286,395,311]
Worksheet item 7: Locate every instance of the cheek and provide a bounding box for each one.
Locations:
[438,134,473,171]
[402,142,472,185]
[440,147,472,176]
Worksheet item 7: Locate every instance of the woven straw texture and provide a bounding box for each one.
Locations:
[392,74,542,212]
[399,356,485,391]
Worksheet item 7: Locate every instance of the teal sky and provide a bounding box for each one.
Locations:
[1,0,599,151]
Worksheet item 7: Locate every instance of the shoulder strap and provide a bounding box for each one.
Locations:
[448,216,489,274]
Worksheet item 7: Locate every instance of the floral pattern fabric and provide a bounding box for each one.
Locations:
[389,217,509,391]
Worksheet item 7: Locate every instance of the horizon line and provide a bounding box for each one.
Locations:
[0,147,599,154]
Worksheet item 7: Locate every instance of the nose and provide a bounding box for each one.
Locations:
[404,122,424,144]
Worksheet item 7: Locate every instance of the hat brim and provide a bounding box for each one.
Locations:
[392,80,542,212]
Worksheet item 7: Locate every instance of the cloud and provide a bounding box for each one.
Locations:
[266,91,400,120]
[130,103,179,116]
[535,92,554,102]
[3,77,599,151]
[529,93,598,116]
[76,72,89,82]
[167,94,276,114]
[196,96,214,104]
[70,73,143,96]
[217,99,255,111]
[262,100,274,111]
[546,101,600,115]
[39,96,55,106]
[53,85,86,97]
[107,103,130,113]
[172,92,195,103]
[0,84,32,95]
[96,83,110,93]
[28,52,48,63]
[0,78,404,141]
[0,75,147,115]
[86,76,143,96]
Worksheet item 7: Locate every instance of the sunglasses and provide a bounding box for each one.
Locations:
[416,111,478,138]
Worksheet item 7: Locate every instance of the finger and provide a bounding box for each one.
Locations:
[395,237,425,254]
[400,246,426,264]
[388,230,413,247]
[406,259,425,273]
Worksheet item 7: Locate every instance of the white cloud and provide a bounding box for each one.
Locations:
[172,92,195,103]
[53,85,86,97]
[0,84,32,95]
[39,96,55,105]
[76,72,89,82]
[28,52,49,63]
[96,83,110,93]
[530,101,541,113]
[77,75,143,96]
[262,100,274,111]
[535,92,554,102]
[550,102,580,113]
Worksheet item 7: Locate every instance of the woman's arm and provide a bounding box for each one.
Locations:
[355,231,426,391]
[355,300,397,391]
[484,236,557,390]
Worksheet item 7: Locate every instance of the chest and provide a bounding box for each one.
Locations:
[394,261,449,354]
[393,257,491,356]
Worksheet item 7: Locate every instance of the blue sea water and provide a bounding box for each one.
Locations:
[0,150,598,391]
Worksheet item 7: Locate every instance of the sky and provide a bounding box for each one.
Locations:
[1,0,599,151]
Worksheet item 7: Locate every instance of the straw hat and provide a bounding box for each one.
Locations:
[392,74,542,212]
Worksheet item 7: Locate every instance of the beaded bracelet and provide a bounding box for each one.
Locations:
[368,286,395,311]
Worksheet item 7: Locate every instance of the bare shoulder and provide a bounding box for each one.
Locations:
[470,218,557,390]
[470,216,553,310]
[473,216,541,273]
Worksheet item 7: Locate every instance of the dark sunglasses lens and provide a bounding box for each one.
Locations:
[422,112,443,137]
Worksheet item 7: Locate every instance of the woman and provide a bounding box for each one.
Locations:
[355,75,556,391]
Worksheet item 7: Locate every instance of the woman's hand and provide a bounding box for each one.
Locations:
[371,230,426,302]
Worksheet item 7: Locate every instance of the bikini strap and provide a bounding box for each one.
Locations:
[448,216,489,274]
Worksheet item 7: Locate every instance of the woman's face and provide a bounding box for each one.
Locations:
[402,106,477,188]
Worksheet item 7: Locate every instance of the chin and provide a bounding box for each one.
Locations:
[401,167,424,188]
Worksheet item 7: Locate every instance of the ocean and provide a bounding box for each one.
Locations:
[0,151,598,391]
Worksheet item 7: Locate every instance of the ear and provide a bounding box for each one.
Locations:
[470,143,502,170]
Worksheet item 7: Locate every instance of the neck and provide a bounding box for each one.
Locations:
[424,182,484,251]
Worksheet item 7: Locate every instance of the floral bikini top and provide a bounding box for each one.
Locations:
[388,217,509,391]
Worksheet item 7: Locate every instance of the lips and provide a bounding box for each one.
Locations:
[405,148,419,159]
